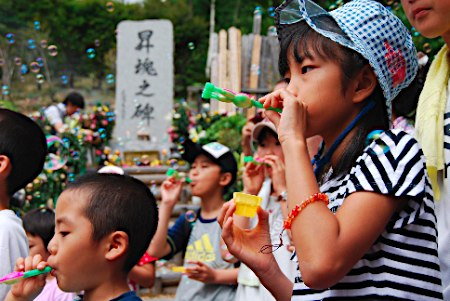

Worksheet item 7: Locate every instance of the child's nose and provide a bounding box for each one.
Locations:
[47,236,57,255]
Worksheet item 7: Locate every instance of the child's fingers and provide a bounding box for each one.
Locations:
[24,256,34,272]
[15,257,25,271]
[264,111,281,130]
[218,201,233,227]
[256,207,270,232]
[221,216,235,247]
[31,254,43,269]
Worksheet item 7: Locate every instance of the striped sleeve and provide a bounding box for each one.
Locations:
[348,130,428,200]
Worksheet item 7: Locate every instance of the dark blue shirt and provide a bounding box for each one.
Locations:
[77,291,142,301]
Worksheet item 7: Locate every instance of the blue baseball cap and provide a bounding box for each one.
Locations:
[275,0,418,119]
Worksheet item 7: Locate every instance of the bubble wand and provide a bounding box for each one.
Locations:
[243,156,269,166]
[202,82,282,113]
[0,266,52,285]
[166,168,192,183]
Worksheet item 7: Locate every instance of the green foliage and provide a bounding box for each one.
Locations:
[203,114,247,152]
[0,0,446,100]
[0,99,17,110]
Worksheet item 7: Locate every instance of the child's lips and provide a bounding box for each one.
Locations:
[412,7,430,19]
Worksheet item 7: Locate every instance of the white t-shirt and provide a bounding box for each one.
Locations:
[44,103,66,126]
[0,209,28,300]
[436,78,450,300]
[236,179,296,301]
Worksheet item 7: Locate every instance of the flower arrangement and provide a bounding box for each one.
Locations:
[17,102,116,212]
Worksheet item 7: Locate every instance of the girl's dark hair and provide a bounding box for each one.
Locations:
[256,127,278,145]
[22,207,55,249]
[278,19,389,180]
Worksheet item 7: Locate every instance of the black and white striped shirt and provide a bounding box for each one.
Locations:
[292,129,443,300]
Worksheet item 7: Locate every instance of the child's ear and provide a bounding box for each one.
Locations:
[219,172,232,188]
[104,231,128,261]
[352,65,378,104]
[0,155,12,178]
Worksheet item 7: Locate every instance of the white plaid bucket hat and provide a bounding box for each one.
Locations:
[275,0,418,119]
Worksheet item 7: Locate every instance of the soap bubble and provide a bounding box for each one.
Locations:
[30,62,40,73]
[20,64,28,75]
[36,74,45,84]
[267,26,277,36]
[0,59,4,66]
[411,27,420,37]
[105,74,115,85]
[34,21,41,30]
[106,1,114,12]
[14,57,22,65]
[423,43,432,53]
[254,6,262,16]
[187,42,195,50]
[2,85,10,96]
[6,33,15,44]
[61,75,69,85]
[86,48,96,59]
[40,40,48,48]
[36,57,44,67]
[48,45,58,56]
[94,39,101,47]
[27,39,36,49]
[185,210,197,223]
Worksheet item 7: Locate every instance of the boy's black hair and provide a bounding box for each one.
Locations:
[66,173,158,272]
[278,20,388,180]
[0,109,47,196]
[22,207,55,248]
[63,92,85,109]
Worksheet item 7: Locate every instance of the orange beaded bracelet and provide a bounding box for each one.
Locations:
[283,193,329,230]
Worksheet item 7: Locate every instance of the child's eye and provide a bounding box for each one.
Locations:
[60,231,69,237]
[301,66,314,74]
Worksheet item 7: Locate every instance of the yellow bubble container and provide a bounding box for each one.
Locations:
[171,266,186,273]
[234,192,262,218]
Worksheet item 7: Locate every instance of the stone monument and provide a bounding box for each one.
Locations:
[114,20,173,155]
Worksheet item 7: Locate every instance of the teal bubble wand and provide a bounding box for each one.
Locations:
[243,156,269,166]
[0,266,52,285]
[202,82,282,113]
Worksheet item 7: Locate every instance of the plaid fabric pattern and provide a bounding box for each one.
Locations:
[276,0,418,119]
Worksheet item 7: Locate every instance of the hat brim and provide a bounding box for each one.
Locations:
[250,121,278,152]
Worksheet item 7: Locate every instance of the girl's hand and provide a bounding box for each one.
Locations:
[185,261,217,283]
[160,178,183,208]
[259,89,308,144]
[242,162,265,195]
[6,255,48,301]
[263,155,286,195]
[217,201,275,277]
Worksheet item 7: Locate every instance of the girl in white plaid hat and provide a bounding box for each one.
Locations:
[218,0,443,300]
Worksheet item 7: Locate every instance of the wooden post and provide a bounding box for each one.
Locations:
[218,29,230,113]
[228,27,241,114]
[247,8,263,119]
